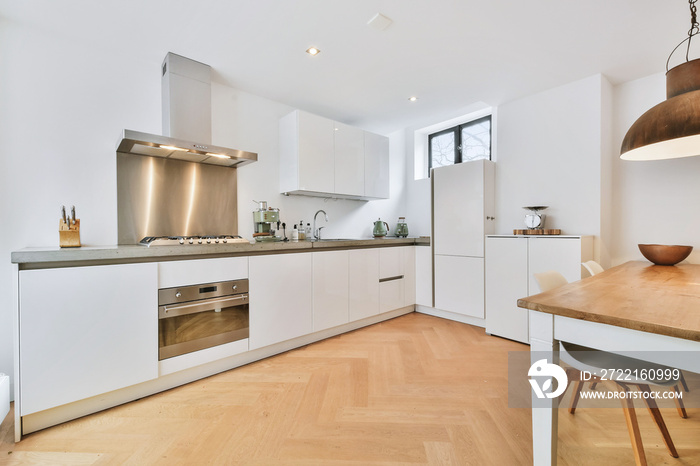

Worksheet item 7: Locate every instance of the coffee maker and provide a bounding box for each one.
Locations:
[252,201,281,242]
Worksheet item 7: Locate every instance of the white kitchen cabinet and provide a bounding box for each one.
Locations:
[313,251,349,331]
[334,122,364,197]
[364,131,390,199]
[279,110,335,195]
[158,256,248,288]
[415,245,433,307]
[348,248,379,321]
[402,246,416,307]
[249,253,313,349]
[432,160,495,321]
[379,247,412,313]
[279,109,389,200]
[434,255,485,318]
[18,263,158,415]
[485,237,529,343]
[527,237,588,294]
[485,235,593,343]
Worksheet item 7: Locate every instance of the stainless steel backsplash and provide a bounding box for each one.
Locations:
[117,152,238,244]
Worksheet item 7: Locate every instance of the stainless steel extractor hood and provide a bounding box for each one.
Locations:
[116,52,257,168]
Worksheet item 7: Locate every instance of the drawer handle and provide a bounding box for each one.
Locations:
[379,275,404,283]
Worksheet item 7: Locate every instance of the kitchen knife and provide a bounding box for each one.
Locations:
[71,205,76,225]
[61,206,67,226]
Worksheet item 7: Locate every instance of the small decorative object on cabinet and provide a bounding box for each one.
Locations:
[395,217,409,237]
[373,218,389,237]
[59,205,80,248]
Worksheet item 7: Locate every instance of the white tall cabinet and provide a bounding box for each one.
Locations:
[432,160,495,319]
[485,235,593,344]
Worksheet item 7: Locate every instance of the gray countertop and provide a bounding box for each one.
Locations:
[12,236,430,269]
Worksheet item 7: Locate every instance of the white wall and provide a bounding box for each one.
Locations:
[610,73,700,265]
[494,75,605,239]
[0,19,407,399]
[403,75,610,255]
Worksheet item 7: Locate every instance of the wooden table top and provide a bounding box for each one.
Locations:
[517,261,700,342]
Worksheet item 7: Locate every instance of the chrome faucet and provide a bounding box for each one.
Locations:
[313,210,329,240]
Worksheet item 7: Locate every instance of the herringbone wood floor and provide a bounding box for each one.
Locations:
[1,312,698,465]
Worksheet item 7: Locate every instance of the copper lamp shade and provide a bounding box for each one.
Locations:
[621,0,700,161]
[621,59,700,161]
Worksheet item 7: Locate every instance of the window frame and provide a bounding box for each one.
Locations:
[428,114,492,174]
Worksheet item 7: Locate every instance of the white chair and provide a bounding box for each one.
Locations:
[533,270,686,466]
[581,260,604,276]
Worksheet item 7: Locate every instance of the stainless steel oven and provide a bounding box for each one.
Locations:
[158,279,249,360]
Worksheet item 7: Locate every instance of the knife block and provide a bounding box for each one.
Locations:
[59,219,81,248]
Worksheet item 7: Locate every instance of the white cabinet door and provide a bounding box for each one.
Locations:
[485,237,529,343]
[433,161,491,257]
[158,257,248,288]
[364,131,390,199]
[334,122,364,197]
[415,246,433,307]
[19,263,158,415]
[348,249,379,321]
[298,111,335,193]
[280,110,335,194]
[379,247,402,279]
[434,255,485,318]
[313,251,349,331]
[249,253,313,349]
[528,238,583,294]
[379,247,405,312]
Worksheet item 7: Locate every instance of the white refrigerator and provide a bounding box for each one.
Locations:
[432,160,495,319]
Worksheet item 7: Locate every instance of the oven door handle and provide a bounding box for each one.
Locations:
[159,295,249,319]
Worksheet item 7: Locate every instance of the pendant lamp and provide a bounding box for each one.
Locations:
[621,0,700,160]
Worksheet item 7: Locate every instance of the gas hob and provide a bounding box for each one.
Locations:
[139,235,250,247]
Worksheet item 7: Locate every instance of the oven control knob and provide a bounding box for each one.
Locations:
[179,238,185,244]
[223,238,228,243]
[232,285,237,290]
[175,291,182,298]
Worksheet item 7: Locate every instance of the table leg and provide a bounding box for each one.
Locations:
[529,310,559,466]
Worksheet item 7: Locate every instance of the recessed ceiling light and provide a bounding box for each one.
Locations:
[408,96,418,102]
[306,47,320,56]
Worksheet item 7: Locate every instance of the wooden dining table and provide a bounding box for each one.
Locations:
[517,260,700,465]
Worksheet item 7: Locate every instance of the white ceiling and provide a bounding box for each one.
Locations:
[0,0,693,133]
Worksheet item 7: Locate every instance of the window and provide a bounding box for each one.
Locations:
[428,115,491,172]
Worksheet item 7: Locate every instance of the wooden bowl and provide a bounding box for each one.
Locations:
[638,244,693,266]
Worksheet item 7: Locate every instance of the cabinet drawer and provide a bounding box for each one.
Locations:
[158,257,248,288]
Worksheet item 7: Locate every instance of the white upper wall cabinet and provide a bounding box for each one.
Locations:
[279,109,389,200]
[364,131,390,199]
[334,121,364,197]
[280,110,334,194]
